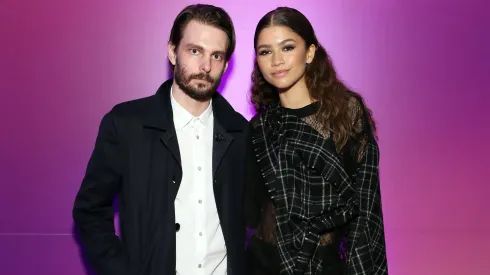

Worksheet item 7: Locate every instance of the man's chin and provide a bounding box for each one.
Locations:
[183,88,215,102]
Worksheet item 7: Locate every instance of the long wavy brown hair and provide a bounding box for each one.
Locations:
[251,7,377,151]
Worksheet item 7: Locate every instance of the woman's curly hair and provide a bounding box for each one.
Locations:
[251,7,377,151]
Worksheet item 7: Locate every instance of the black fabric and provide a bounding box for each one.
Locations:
[245,97,388,275]
[73,78,250,275]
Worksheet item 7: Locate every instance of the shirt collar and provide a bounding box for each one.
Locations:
[170,85,213,130]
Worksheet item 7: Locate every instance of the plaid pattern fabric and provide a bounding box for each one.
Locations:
[250,101,388,275]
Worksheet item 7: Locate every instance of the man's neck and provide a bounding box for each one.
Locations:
[171,82,211,117]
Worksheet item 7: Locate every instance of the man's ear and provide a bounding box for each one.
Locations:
[223,61,229,74]
[168,42,177,66]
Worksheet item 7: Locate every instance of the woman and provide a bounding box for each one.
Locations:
[244,7,388,275]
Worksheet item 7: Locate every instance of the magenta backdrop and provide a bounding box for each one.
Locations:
[1,0,489,274]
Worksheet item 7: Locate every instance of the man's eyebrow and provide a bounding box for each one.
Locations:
[185,43,226,56]
[184,43,204,51]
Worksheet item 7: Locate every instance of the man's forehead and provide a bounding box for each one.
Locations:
[180,21,228,51]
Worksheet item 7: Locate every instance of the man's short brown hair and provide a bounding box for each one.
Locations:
[169,4,236,61]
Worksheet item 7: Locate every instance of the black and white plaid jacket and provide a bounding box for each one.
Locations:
[247,98,388,275]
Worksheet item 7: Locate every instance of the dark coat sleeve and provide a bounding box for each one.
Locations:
[72,109,129,275]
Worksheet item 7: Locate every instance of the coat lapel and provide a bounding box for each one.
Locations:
[142,79,182,169]
[212,121,233,177]
[143,78,246,197]
[160,130,181,169]
[211,91,245,179]
[142,79,182,203]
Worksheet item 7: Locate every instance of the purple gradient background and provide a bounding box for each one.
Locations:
[1,0,489,274]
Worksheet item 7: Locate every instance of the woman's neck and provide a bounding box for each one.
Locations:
[278,77,315,109]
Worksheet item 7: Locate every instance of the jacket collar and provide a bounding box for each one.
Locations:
[143,78,244,132]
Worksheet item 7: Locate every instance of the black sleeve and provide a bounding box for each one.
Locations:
[345,96,388,275]
[72,110,129,275]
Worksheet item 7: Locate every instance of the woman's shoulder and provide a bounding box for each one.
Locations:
[249,112,266,129]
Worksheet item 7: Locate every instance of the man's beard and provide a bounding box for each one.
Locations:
[174,60,223,102]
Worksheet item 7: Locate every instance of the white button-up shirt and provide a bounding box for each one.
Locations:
[171,87,227,275]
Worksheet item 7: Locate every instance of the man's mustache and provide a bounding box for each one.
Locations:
[190,73,214,83]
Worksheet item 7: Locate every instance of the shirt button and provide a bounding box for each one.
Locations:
[198,199,202,204]
[198,166,202,171]
[198,264,202,268]
[199,232,202,236]
[196,135,200,139]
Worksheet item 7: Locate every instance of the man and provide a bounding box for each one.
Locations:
[73,4,248,275]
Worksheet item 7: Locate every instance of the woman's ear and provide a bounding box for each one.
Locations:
[306,44,316,64]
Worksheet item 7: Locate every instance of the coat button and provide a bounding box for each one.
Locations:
[175,223,180,232]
